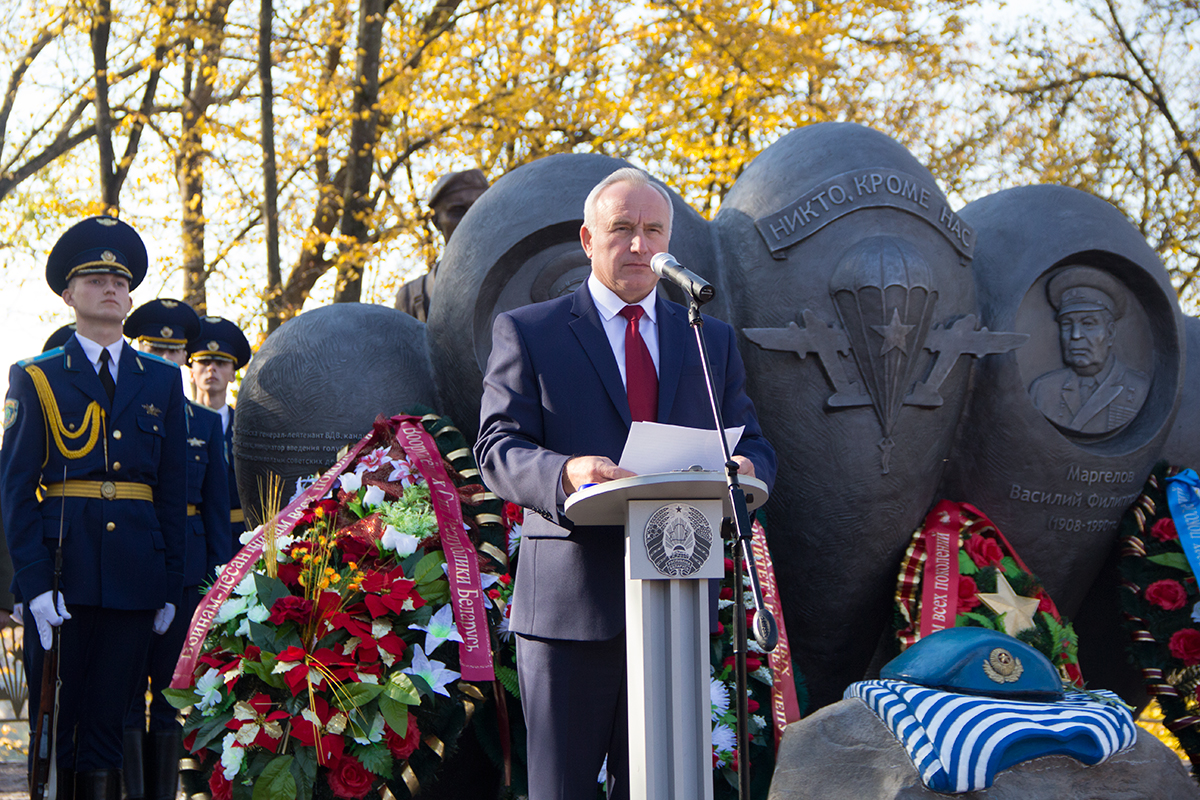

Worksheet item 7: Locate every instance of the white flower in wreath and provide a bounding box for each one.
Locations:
[195,668,224,714]
[340,472,363,494]
[751,666,773,686]
[235,603,270,638]
[355,446,397,476]
[233,573,258,598]
[403,643,460,697]
[289,475,317,503]
[1192,601,1200,625]
[220,732,245,778]
[410,603,463,653]
[478,572,500,608]
[215,595,249,625]
[362,484,387,510]
[387,457,418,486]
[381,524,421,557]
[711,723,736,766]
[237,525,264,547]
[710,677,730,722]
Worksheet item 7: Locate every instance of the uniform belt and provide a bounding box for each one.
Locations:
[188,504,199,516]
[231,508,244,524]
[44,480,154,502]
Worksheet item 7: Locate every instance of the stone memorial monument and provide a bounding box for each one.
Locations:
[941,185,1185,693]
[234,303,439,510]
[231,122,1194,796]
[715,122,1026,708]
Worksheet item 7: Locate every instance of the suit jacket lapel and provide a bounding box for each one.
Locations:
[63,336,111,410]
[656,297,686,423]
[111,343,145,419]
[569,284,631,426]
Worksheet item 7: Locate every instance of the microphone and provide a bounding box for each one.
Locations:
[650,253,716,305]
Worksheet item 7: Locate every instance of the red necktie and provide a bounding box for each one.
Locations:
[620,305,658,422]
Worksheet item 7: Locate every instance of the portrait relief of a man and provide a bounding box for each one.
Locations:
[1028,265,1149,434]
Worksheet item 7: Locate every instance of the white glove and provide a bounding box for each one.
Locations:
[152,603,176,634]
[11,603,23,627]
[29,591,71,650]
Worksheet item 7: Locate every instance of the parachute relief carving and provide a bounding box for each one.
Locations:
[744,236,1028,473]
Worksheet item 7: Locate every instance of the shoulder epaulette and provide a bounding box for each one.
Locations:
[186,398,219,417]
[17,348,63,368]
[137,351,181,369]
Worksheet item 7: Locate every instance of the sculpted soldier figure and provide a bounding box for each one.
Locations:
[1,217,186,798]
[1028,266,1149,434]
[394,168,489,322]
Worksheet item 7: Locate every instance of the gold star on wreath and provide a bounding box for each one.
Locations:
[871,308,915,356]
[977,572,1041,636]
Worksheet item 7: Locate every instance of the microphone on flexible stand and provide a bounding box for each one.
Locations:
[650,253,716,305]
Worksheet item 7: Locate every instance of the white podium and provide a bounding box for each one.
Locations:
[565,471,768,800]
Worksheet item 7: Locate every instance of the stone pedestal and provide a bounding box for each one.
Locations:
[768,698,1199,800]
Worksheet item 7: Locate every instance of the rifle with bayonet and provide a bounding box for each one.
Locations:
[30,476,66,800]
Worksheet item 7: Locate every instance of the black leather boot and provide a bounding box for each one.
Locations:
[148,729,181,800]
[121,728,145,800]
[75,769,120,800]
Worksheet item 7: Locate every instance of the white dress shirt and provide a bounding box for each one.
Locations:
[73,333,123,385]
[587,274,660,388]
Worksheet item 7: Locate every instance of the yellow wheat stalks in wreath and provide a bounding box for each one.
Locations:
[258,473,284,580]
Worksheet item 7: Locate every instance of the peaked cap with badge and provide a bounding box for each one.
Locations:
[124,298,200,350]
[187,316,251,368]
[46,215,148,295]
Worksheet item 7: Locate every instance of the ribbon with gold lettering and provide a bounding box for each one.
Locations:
[392,414,494,681]
[918,500,963,639]
[171,429,380,688]
[749,519,801,748]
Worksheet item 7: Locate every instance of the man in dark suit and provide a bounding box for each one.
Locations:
[188,317,252,547]
[122,299,230,800]
[1,216,186,799]
[474,167,776,799]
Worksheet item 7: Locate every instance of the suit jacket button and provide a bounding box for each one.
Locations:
[106,522,116,531]
[112,462,121,470]
[113,430,122,440]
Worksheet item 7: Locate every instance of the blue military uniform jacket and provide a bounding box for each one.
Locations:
[225,405,245,542]
[0,336,186,609]
[184,400,231,585]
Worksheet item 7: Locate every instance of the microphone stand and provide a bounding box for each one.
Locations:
[686,298,778,799]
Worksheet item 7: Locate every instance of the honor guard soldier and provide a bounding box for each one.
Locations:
[122,300,231,800]
[187,317,251,547]
[0,216,186,799]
